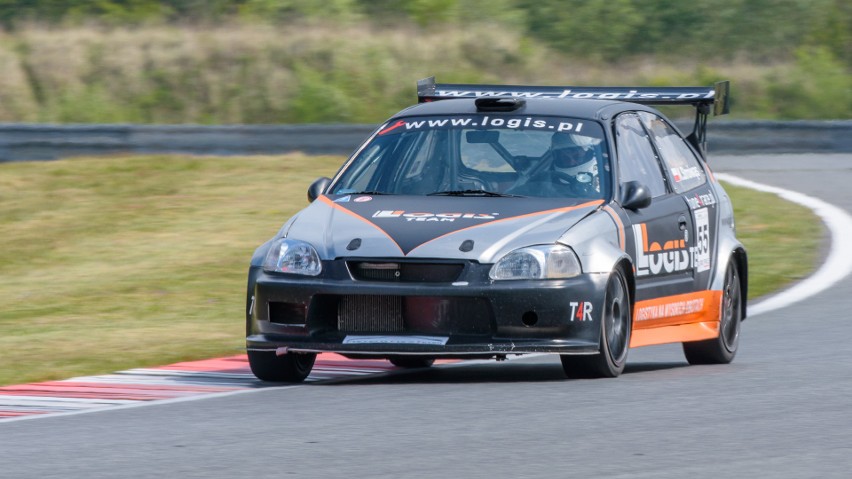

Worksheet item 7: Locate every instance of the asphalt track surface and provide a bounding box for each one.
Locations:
[2,153,851,478]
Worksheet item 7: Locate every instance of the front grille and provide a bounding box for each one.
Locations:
[348,261,464,283]
[351,262,401,281]
[338,295,403,332]
[334,295,492,335]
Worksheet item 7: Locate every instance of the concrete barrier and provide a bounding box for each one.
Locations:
[1,120,850,162]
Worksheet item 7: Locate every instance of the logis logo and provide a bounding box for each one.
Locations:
[632,216,710,276]
[372,211,499,222]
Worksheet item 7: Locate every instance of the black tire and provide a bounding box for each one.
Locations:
[683,262,742,364]
[388,356,435,368]
[561,268,631,378]
[247,350,316,382]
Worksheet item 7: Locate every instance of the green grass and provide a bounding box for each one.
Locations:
[0,154,342,385]
[0,156,823,385]
[723,181,823,298]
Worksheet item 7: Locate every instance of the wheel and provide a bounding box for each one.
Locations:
[561,268,631,378]
[683,262,742,364]
[247,350,316,382]
[388,356,435,368]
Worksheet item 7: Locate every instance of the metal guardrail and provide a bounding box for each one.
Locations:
[0,124,377,162]
[1,121,850,162]
[707,120,852,154]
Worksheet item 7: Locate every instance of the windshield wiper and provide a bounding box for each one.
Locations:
[427,189,522,198]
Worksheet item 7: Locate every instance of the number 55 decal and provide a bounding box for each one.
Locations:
[694,208,711,273]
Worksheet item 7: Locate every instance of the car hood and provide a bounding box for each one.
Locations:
[284,194,603,263]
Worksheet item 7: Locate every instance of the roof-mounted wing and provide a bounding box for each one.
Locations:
[416,77,730,154]
[417,76,728,110]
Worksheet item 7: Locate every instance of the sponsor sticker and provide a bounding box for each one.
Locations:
[376,116,593,135]
[372,210,499,222]
[633,224,693,277]
[685,192,717,210]
[434,88,714,101]
[569,301,594,321]
[632,211,712,276]
[342,335,449,346]
[636,298,705,321]
[354,196,372,203]
[671,166,703,183]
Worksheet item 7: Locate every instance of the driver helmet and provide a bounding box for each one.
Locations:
[551,133,597,184]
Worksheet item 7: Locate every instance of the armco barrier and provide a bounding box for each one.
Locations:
[709,121,851,154]
[1,120,850,162]
[0,124,376,162]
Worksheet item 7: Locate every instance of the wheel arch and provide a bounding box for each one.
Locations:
[731,247,748,320]
[614,257,636,308]
[246,265,263,336]
[713,246,748,321]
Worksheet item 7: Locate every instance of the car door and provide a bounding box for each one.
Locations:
[614,112,697,304]
[638,111,718,292]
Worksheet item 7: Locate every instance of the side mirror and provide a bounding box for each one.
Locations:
[307,177,332,203]
[620,181,652,210]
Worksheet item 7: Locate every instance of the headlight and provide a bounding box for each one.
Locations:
[263,239,322,276]
[489,245,581,280]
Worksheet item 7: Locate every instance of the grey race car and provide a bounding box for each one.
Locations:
[245,77,747,381]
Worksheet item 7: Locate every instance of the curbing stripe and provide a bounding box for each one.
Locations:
[0,353,402,423]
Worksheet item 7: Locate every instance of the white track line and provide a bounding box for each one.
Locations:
[717,173,852,316]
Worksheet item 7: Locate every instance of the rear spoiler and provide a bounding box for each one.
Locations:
[416,77,730,154]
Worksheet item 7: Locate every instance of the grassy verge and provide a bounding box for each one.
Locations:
[0,154,341,386]
[1,24,849,123]
[0,155,822,385]
[723,181,823,298]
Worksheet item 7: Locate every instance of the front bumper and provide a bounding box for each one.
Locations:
[246,260,609,357]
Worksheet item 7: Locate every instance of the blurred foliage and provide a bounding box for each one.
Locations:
[0,0,848,66]
[0,0,848,122]
[388,0,839,69]
[765,47,851,119]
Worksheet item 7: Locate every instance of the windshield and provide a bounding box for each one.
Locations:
[330,115,611,200]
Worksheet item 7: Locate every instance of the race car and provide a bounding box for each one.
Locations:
[245,77,746,382]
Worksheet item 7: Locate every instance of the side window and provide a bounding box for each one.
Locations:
[615,113,667,198]
[638,112,707,193]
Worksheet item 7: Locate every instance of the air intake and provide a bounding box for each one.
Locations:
[338,295,404,332]
[348,261,463,283]
[475,97,525,112]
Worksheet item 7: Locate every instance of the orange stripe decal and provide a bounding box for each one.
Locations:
[603,206,625,251]
[317,195,404,255]
[630,290,723,347]
[631,321,719,348]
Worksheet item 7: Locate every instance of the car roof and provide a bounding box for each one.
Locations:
[394,97,661,120]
